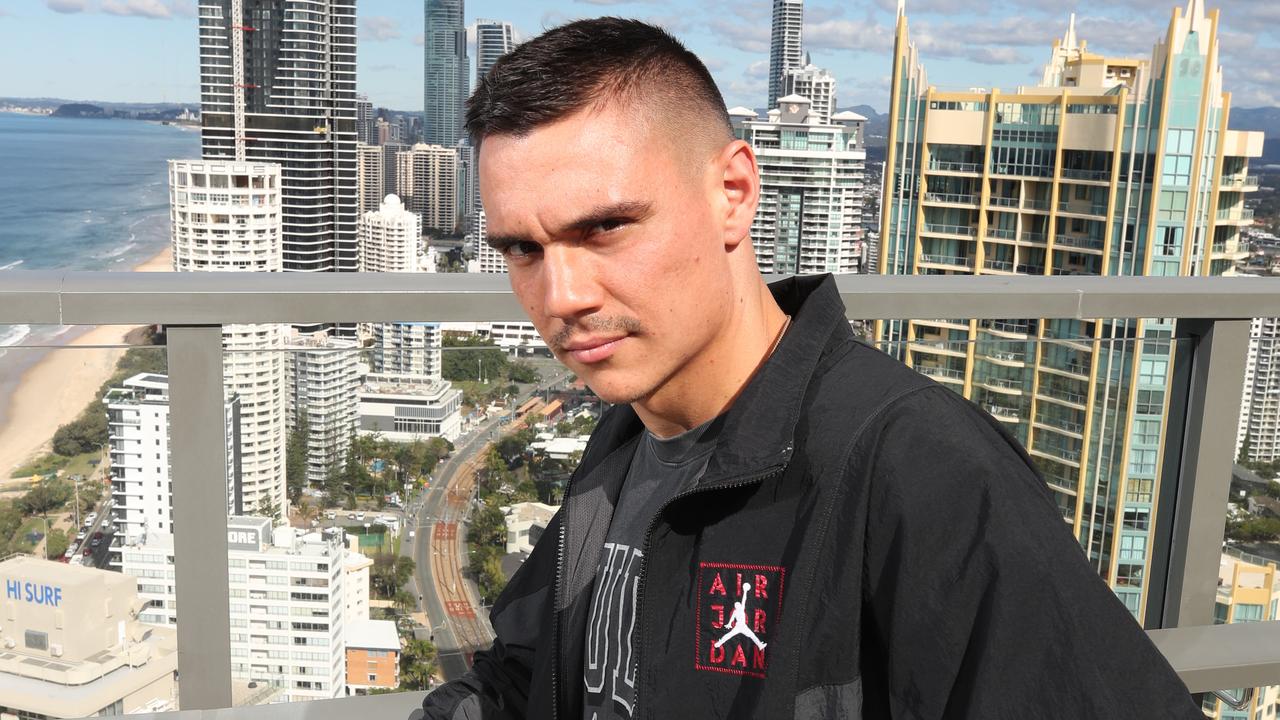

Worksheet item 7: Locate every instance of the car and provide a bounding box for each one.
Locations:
[355,512,366,521]
[92,531,104,540]
[76,531,86,542]
[63,546,75,559]
[91,537,101,548]
[408,530,416,539]
[324,511,336,520]
[83,546,93,556]
[85,512,98,526]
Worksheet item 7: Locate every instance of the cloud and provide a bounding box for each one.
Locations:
[707,17,770,53]
[575,0,665,4]
[361,16,401,42]
[411,33,424,47]
[46,0,89,13]
[101,0,172,18]
[805,17,896,54]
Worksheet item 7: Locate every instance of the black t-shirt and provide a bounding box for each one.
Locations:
[581,416,721,720]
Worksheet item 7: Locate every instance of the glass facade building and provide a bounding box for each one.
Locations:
[878,0,1264,620]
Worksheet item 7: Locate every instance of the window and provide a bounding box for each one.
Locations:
[1136,389,1164,415]
[1234,603,1265,623]
[1119,534,1147,561]
[25,630,48,651]
[1133,419,1161,445]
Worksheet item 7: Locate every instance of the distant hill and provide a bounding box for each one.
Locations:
[51,103,107,119]
[1229,107,1280,166]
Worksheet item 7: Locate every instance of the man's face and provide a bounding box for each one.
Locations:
[479,103,738,405]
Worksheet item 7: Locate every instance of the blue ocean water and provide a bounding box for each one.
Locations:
[0,111,198,350]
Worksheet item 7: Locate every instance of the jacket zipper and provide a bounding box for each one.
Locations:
[551,492,568,720]
[629,464,787,718]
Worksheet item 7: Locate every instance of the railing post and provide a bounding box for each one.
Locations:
[1155,319,1251,629]
[167,325,233,709]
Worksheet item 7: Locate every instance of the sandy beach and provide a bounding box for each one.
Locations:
[0,247,173,482]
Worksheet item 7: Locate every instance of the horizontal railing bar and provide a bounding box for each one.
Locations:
[1149,621,1280,693]
[2,272,1280,324]
[126,624,1280,718]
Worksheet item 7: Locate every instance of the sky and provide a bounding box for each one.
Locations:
[1,0,1278,113]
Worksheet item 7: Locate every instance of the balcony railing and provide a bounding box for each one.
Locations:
[923,192,978,205]
[1061,168,1111,182]
[1218,207,1255,222]
[922,223,978,237]
[3,272,1280,716]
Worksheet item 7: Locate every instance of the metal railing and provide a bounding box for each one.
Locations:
[4,271,1280,714]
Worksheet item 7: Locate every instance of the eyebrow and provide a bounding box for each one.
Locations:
[485,200,654,251]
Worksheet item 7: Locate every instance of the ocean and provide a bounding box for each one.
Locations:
[0,111,198,351]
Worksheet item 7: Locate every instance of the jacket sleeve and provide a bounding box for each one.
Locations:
[421,511,560,719]
[858,386,1203,719]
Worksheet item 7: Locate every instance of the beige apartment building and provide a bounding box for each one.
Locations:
[0,556,178,718]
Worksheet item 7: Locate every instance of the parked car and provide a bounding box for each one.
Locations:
[91,537,101,548]
[324,511,336,520]
[92,531,104,540]
[63,546,76,559]
[85,512,98,526]
[76,530,86,542]
[355,512,366,521]
[83,546,93,556]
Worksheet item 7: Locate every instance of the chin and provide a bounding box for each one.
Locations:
[578,370,654,407]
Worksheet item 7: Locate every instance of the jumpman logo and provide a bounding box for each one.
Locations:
[714,582,767,651]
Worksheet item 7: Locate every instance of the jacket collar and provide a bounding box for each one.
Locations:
[579,273,850,483]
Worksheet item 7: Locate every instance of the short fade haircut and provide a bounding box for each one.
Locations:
[466,17,733,154]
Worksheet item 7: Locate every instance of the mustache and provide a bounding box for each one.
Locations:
[550,316,644,350]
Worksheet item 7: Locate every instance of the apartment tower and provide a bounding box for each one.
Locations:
[197,0,358,274]
[767,0,805,111]
[878,0,1264,619]
[424,0,468,147]
[731,98,868,274]
[169,159,290,518]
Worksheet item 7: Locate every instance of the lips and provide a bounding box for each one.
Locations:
[563,336,627,364]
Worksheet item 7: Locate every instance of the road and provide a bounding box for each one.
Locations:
[403,364,577,681]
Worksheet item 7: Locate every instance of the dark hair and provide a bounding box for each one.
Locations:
[466,17,732,148]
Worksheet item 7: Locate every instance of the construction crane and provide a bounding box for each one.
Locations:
[230,0,253,161]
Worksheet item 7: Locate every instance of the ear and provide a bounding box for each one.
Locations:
[718,139,760,251]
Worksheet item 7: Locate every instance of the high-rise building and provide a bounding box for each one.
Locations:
[357,144,385,217]
[120,518,352,702]
[1203,550,1280,718]
[780,57,837,124]
[169,159,290,518]
[473,209,508,274]
[767,0,805,111]
[197,0,358,274]
[376,117,403,146]
[286,332,360,485]
[356,94,377,146]
[475,19,516,84]
[359,194,423,272]
[397,144,459,234]
[731,99,868,274]
[370,322,443,379]
[357,373,464,443]
[878,0,1264,619]
[1237,315,1280,463]
[424,0,468,147]
[104,373,240,562]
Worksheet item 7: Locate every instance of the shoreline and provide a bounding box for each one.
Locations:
[0,246,173,483]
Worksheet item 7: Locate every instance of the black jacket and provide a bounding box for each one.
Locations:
[422,274,1202,719]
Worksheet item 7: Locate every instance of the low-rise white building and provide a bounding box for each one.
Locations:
[357,373,463,442]
[502,502,558,555]
[119,517,351,702]
[0,556,179,718]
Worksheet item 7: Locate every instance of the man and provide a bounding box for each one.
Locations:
[422,18,1202,720]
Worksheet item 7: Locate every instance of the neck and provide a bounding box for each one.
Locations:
[633,278,788,439]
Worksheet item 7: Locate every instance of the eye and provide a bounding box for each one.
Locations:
[503,241,543,260]
[591,218,628,234]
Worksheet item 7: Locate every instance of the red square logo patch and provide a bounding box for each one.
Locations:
[694,562,786,678]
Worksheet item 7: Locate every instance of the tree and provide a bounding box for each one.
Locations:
[400,637,439,690]
[51,414,108,457]
[442,334,510,382]
[17,479,71,518]
[506,361,541,384]
[286,413,310,506]
[297,498,319,527]
[255,495,280,525]
[45,528,70,559]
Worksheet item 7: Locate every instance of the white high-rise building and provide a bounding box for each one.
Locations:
[169,159,289,519]
[397,144,459,235]
[370,322,443,379]
[104,373,239,566]
[356,144,385,217]
[473,209,508,274]
[359,195,423,272]
[286,332,360,485]
[730,99,868,274]
[767,0,805,111]
[780,58,836,124]
[475,19,516,84]
[120,517,351,702]
[356,94,376,146]
[1237,316,1280,463]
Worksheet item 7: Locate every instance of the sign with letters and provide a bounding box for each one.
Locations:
[4,578,63,607]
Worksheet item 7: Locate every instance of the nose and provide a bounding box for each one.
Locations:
[541,244,604,322]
